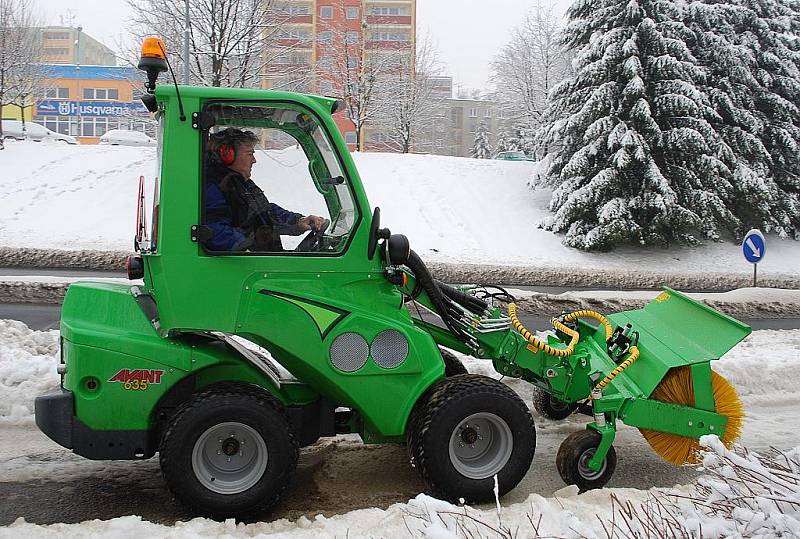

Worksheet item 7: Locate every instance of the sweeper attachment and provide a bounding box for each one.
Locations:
[33,36,750,518]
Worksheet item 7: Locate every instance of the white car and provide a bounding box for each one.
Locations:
[1,120,77,144]
[100,129,156,147]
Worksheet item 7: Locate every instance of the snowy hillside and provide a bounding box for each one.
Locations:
[1,140,799,275]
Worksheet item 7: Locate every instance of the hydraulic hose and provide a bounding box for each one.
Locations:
[406,250,468,342]
[593,346,640,392]
[562,309,613,340]
[507,303,579,358]
[435,280,488,315]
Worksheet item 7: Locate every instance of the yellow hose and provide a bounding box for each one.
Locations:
[563,309,614,340]
[507,303,579,357]
[593,346,640,392]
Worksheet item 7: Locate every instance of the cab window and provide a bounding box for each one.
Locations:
[201,102,357,254]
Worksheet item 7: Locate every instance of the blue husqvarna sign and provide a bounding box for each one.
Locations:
[36,100,148,117]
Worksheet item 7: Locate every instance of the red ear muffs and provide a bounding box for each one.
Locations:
[218,143,235,166]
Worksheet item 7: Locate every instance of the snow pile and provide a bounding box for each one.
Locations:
[2,141,799,275]
[0,320,59,424]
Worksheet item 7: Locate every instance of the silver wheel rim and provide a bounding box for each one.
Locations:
[448,412,513,480]
[577,448,606,480]
[191,421,268,494]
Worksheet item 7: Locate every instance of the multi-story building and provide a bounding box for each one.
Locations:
[445,97,512,158]
[263,0,416,151]
[33,64,151,144]
[40,26,117,66]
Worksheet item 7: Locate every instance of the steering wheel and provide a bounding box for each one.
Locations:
[295,218,331,252]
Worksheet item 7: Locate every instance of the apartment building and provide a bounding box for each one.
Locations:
[40,26,116,66]
[264,0,416,151]
[445,98,513,158]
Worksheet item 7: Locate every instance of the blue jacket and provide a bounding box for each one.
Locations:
[204,165,303,251]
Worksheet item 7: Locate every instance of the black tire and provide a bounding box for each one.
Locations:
[159,385,298,518]
[440,347,468,377]
[408,374,536,503]
[532,388,577,420]
[556,429,616,491]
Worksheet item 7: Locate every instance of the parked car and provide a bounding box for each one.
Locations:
[99,129,156,147]
[1,120,77,144]
[494,151,534,161]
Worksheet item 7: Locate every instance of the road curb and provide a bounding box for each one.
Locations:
[2,278,798,320]
[2,247,800,291]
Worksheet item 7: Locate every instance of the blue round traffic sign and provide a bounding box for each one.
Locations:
[742,229,766,264]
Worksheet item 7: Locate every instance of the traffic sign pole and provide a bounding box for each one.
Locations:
[742,229,766,288]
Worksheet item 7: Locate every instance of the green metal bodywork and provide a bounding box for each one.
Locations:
[58,83,752,466]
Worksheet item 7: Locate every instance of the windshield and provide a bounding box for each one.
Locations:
[201,102,358,255]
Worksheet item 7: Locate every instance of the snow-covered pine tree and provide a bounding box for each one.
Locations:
[471,122,492,159]
[687,0,800,239]
[538,0,740,250]
[495,130,518,154]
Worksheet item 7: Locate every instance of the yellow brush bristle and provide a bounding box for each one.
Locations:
[639,367,744,465]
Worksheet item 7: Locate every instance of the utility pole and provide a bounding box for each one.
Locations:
[183,0,190,84]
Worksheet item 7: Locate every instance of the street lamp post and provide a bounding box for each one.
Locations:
[183,0,190,84]
[75,25,82,139]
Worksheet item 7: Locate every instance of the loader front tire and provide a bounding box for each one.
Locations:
[532,388,577,420]
[556,429,616,491]
[408,375,535,503]
[159,385,298,518]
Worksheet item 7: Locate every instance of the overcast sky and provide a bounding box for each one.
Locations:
[33,0,572,93]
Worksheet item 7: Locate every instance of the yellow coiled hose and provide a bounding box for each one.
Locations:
[507,303,579,357]
[593,345,640,392]
[507,303,640,392]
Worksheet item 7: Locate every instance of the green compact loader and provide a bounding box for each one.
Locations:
[35,38,749,518]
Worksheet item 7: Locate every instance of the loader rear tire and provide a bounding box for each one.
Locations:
[159,385,298,518]
[408,374,535,503]
[532,388,577,420]
[440,348,468,377]
[556,429,616,492]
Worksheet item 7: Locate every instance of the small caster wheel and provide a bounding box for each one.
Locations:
[532,388,577,420]
[556,430,616,491]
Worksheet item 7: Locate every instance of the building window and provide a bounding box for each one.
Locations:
[277,4,310,15]
[82,88,119,100]
[37,115,71,135]
[318,30,332,43]
[318,56,332,71]
[81,117,110,137]
[44,47,69,56]
[43,87,70,98]
[320,80,333,94]
[469,108,477,118]
[320,5,333,18]
[369,31,408,42]
[346,31,359,44]
[370,6,406,15]
[347,56,358,68]
[346,7,359,19]
[44,31,70,40]
[276,28,311,40]
[345,131,357,144]
[484,108,492,118]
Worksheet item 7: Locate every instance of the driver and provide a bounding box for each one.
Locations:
[203,127,326,251]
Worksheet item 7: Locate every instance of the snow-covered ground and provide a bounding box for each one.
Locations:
[1,320,799,536]
[1,140,799,275]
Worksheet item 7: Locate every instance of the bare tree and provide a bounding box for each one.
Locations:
[125,0,307,88]
[378,35,449,154]
[314,8,409,151]
[0,0,41,148]
[490,2,570,145]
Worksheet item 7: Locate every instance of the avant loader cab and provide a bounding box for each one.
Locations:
[35,39,749,518]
